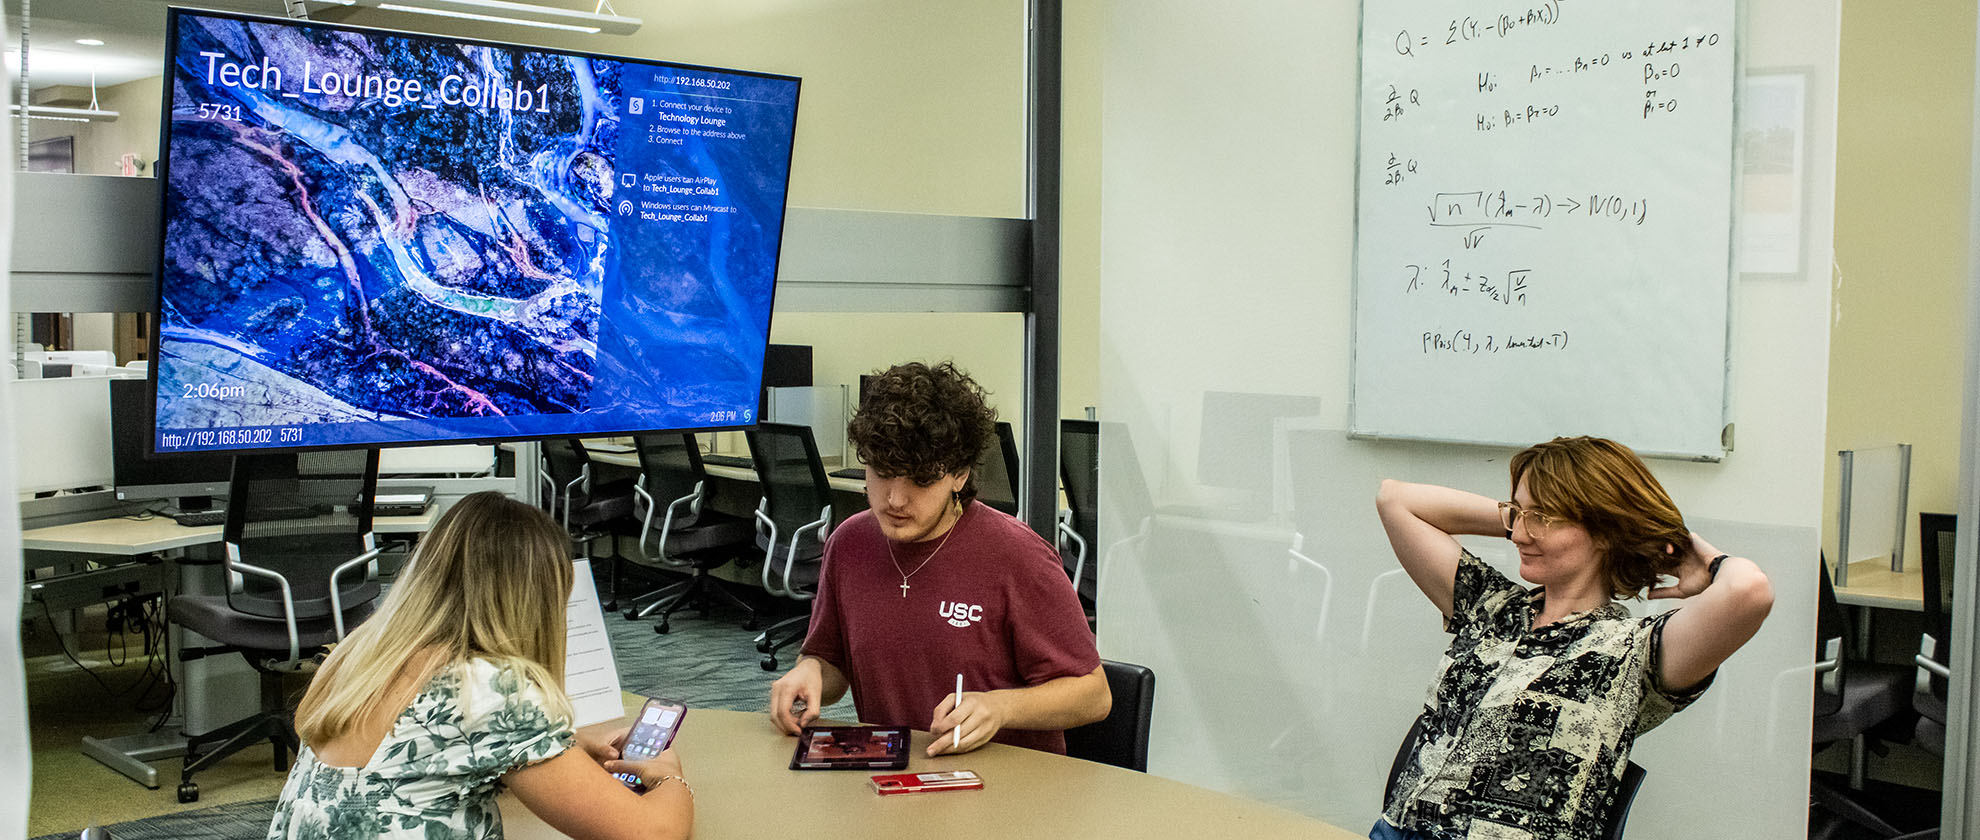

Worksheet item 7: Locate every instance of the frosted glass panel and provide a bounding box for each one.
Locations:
[1094,1,1837,837]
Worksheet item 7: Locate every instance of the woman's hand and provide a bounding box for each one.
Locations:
[1648,532,1721,600]
[601,745,684,790]
[575,727,629,764]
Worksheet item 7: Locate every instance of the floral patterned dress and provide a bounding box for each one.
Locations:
[268,658,576,840]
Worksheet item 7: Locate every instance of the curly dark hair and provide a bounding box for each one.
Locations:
[847,361,998,503]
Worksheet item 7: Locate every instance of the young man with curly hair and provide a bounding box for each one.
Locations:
[768,361,1109,755]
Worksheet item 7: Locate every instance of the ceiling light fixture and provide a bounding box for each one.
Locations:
[325,0,641,35]
[74,38,104,47]
[9,104,119,123]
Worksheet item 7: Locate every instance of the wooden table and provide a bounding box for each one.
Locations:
[501,703,1358,840]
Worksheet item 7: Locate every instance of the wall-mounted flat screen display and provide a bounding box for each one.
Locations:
[152,9,800,454]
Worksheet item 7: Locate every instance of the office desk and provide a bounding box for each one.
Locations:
[21,508,442,556]
[588,449,867,495]
[500,704,1357,840]
[19,507,440,788]
[1833,558,1924,611]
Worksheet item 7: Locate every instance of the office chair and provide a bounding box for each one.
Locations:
[1063,659,1155,772]
[975,421,1023,517]
[538,438,637,609]
[168,449,383,803]
[1057,419,1100,623]
[1876,513,1958,840]
[619,433,760,634]
[747,423,833,671]
[1809,560,1916,840]
[1381,713,1645,840]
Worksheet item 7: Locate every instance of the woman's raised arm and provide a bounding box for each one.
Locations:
[1375,480,1505,619]
[1647,532,1774,691]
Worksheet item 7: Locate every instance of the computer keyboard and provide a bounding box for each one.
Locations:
[171,509,226,527]
[829,467,866,480]
[171,505,320,527]
[700,453,752,469]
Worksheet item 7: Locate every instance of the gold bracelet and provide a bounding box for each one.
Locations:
[653,774,693,799]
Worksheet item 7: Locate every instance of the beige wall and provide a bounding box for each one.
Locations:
[1058,0,1103,420]
[333,2,1050,447]
[335,1,1027,217]
[1827,0,1974,569]
[25,75,161,177]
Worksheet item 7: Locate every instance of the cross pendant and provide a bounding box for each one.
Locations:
[900,579,911,598]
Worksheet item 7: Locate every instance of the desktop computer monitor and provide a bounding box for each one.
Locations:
[110,378,233,511]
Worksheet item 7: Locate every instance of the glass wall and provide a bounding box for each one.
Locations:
[1093,1,1840,837]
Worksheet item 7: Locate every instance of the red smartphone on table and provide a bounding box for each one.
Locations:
[612,696,687,793]
[870,770,983,795]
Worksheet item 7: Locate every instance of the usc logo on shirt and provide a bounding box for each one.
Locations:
[939,601,984,628]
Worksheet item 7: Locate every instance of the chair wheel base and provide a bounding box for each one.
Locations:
[655,622,670,634]
[742,618,759,631]
[177,781,199,803]
[760,655,778,671]
[621,608,640,620]
[601,600,618,613]
[755,638,772,653]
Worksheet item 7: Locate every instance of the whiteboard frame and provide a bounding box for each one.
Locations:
[1345,0,1742,462]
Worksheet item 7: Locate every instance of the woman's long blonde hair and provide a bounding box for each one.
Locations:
[296,491,576,744]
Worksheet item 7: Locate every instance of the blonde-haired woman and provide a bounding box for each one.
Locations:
[268,491,692,840]
[1371,436,1773,840]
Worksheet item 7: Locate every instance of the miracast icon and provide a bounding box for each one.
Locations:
[617,200,634,216]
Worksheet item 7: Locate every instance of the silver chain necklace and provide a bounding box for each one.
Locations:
[886,502,966,598]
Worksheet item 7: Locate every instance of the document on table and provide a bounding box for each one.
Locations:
[566,559,625,727]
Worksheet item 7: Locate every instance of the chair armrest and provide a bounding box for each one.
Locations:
[754,503,786,597]
[1056,518,1087,586]
[328,547,384,641]
[779,507,831,602]
[1816,637,1842,696]
[225,543,303,666]
[1916,653,1951,679]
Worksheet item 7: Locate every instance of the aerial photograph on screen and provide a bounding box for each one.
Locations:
[154,12,798,452]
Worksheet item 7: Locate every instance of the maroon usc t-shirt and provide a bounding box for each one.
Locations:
[800,500,1099,754]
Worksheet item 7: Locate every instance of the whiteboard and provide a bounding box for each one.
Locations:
[1350,0,1738,459]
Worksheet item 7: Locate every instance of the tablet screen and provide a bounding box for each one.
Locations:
[791,726,911,770]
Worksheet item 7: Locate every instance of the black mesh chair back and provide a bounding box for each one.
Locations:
[221,449,380,633]
[169,448,382,803]
[975,421,1022,516]
[1064,659,1155,772]
[634,433,703,519]
[1382,713,1644,840]
[1059,420,1100,600]
[1919,512,1957,701]
[746,423,833,596]
[538,439,582,511]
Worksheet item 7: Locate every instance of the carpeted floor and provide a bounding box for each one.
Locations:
[27,567,850,840]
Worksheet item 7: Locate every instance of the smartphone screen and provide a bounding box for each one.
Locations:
[613,697,686,792]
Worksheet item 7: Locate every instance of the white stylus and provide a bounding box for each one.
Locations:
[953,673,964,748]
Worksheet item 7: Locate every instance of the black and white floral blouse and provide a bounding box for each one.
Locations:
[268,658,576,840]
[1382,550,1712,840]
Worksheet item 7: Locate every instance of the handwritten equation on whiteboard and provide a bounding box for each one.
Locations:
[1350,0,1736,455]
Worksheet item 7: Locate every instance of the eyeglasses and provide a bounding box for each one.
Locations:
[1498,501,1566,540]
